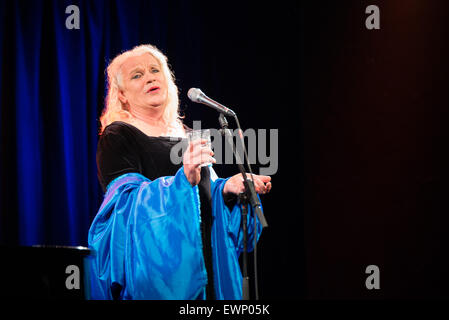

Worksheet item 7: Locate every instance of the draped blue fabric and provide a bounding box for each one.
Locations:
[88,167,262,300]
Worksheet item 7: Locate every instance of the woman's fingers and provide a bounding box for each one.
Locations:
[224,173,273,196]
[184,141,214,166]
[266,181,272,193]
[236,174,272,194]
[198,148,215,165]
[259,175,271,183]
[251,176,264,193]
[183,139,213,186]
[252,175,272,194]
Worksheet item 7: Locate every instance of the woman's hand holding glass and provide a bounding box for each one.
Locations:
[183,139,216,186]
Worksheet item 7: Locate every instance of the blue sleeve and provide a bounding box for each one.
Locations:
[87,167,208,300]
[210,175,263,256]
[209,172,264,299]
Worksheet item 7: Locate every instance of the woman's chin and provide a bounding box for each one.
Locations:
[147,101,166,110]
[146,96,166,107]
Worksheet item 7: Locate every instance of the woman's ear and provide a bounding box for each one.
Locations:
[118,89,127,105]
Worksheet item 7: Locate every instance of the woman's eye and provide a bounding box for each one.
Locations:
[151,68,160,73]
[131,73,142,79]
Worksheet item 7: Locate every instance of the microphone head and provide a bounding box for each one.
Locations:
[187,88,204,102]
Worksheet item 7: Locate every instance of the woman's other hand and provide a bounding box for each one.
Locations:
[223,173,272,196]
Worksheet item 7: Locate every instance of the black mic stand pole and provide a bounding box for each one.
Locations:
[218,113,268,300]
[218,114,268,227]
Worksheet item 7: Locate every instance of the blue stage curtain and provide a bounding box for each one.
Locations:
[0,0,208,246]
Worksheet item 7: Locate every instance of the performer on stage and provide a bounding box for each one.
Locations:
[88,44,272,300]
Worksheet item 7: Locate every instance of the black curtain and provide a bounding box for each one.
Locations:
[303,0,449,298]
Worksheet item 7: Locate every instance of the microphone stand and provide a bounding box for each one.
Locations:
[218,113,268,300]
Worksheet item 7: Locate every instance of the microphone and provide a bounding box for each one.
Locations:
[187,88,236,117]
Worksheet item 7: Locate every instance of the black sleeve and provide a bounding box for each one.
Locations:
[96,124,142,192]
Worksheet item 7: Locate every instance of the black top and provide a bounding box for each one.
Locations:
[96,121,217,299]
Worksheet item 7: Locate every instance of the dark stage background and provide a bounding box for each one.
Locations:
[1,0,448,300]
[303,1,449,299]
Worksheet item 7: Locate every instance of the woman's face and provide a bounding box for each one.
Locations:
[118,53,168,112]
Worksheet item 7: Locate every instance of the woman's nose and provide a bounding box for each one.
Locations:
[146,73,155,83]
[144,71,156,83]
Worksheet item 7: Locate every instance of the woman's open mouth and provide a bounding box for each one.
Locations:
[147,86,160,93]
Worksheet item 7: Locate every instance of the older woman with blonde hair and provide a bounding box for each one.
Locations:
[88,44,271,300]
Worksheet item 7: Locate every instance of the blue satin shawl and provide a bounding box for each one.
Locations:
[87,166,262,300]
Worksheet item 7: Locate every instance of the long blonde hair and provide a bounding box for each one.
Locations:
[99,44,181,134]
